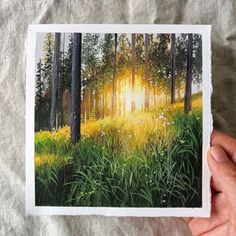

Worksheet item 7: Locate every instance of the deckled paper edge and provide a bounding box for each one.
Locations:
[25,24,212,217]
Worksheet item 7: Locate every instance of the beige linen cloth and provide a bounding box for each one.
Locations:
[0,0,235,235]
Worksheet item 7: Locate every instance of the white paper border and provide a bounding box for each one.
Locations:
[26,24,212,217]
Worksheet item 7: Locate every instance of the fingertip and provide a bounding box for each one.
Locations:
[210,130,217,146]
[210,130,236,163]
[210,130,226,147]
[209,145,229,163]
[208,146,236,203]
[207,146,229,177]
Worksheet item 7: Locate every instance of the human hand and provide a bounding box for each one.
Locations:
[185,130,236,236]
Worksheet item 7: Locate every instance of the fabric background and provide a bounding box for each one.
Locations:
[0,0,235,235]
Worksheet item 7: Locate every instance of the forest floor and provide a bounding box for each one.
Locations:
[35,93,202,208]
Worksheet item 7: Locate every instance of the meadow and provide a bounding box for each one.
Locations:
[35,93,202,207]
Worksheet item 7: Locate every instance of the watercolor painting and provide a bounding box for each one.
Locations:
[33,28,204,209]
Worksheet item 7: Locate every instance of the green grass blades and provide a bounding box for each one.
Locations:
[35,103,202,207]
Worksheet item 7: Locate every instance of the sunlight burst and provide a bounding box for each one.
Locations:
[119,75,145,114]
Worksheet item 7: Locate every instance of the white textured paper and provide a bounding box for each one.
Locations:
[26,24,212,217]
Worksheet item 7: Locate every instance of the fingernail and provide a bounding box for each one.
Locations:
[211,147,229,163]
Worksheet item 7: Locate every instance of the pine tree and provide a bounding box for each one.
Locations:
[131,33,136,112]
[35,59,43,130]
[81,33,100,121]
[50,33,61,130]
[135,34,144,70]
[41,33,54,128]
[170,33,176,104]
[149,34,170,102]
[192,34,202,85]
[184,34,193,114]
[111,33,118,117]
[99,34,113,119]
[58,33,73,126]
[117,34,130,69]
[42,33,54,92]
[144,33,150,110]
[60,33,73,93]
[175,34,188,99]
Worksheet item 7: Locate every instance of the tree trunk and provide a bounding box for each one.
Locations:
[144,33,149,110]
[90,90,93,114]
[178,87,181,100]
[102,88,105,119]
[131,33,136,112]
[118,79,122,116]
[184,34,193,114]
[171,33,176,104]
[70,33,82,145]
[38,61,42,129]
[87,90,90,121]
[112,33,118,117]
[104,89,108,117]
[154,85,158,108]
[60,33,66,126]
[94,89,98,120]
[50,33,61,130]
[82,90,86,123]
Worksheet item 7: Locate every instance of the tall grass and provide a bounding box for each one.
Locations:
[35,108,202,207]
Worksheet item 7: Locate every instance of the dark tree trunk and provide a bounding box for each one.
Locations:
[112,33,118,117]
[50,33,61,130]
[184,34,193,114]
[144,33,150,110]
[171,33,176,104]
[131,33,136,112]
[70,33,82,145]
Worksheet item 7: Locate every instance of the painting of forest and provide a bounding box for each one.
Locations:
[34,32,203,208]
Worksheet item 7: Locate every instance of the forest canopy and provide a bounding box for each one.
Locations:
[35,32,202,135]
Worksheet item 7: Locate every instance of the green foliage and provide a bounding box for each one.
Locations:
[175,34,202,92]
[59,33,73,94]
[117,34,131,70]
[193,34,202,84]
[99,33,114,86]
[35,161,73,206]
[35,136,71,157]
[135,34,144,65]
[35,59,51,131]
[81,33,101,95]
[35,33,54,130]
[35,60,43,130]
[35,32,202,128]
[35,110,202,207]
[149,34,171,93]
[42,33,54,91]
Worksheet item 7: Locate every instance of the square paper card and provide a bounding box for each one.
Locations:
[26,24,212,216]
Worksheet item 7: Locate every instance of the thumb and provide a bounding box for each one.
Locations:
[208,145,236,206]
